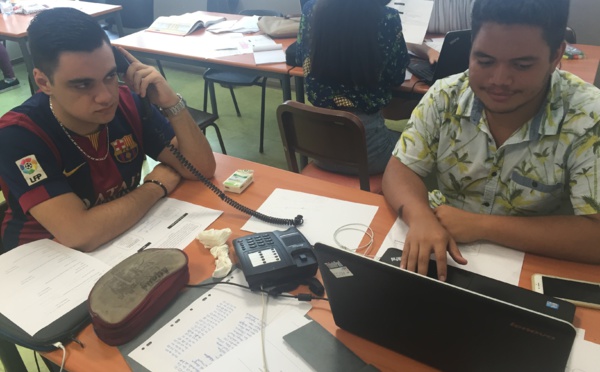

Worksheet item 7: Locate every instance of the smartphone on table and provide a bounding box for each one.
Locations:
[532,274,600,310]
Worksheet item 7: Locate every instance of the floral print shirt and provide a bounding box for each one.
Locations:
[394,70,600,216]
[297,1,409,114]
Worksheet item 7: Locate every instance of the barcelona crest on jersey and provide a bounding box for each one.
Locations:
[111,134,139,163]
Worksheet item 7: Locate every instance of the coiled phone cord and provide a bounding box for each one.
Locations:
[165,142,303,227]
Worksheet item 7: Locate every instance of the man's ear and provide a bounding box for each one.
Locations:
[33,68,52,94]
[551,41,567,70]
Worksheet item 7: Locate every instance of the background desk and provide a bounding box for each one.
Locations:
[112,12,298,103]
[0,0,124,93]
[42,153,600,372]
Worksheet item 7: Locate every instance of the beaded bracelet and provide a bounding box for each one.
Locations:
[144,179,168,198]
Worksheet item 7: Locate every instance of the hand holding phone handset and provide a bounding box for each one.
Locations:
[532,273,600,310]
[112,46,303,227]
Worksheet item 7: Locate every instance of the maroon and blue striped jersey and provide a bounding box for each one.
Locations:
[0,86,175,251]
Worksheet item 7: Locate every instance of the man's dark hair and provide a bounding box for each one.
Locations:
[308,0,391,88]
[471,0,570,56]
[28,7,110,80]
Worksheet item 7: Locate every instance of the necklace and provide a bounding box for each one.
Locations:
[50,98,110,162]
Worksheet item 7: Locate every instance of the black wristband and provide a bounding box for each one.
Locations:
[144,179,168,198]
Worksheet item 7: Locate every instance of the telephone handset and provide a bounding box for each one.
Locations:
[113,46,152,121]
[233,226,318,290]
[111,46,303,227]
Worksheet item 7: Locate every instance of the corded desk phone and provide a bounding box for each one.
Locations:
[233,227,318,290]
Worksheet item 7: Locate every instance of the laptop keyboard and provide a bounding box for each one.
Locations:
[407,59,435,83]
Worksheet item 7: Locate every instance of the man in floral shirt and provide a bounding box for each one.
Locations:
[383,0,600,280]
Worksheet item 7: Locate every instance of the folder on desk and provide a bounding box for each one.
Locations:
[314,243,576,372]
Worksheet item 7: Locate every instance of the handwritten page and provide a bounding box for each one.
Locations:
[0,239,109,336]
[388,0,435,44]
[128,270,312,371]
[88,198,222,267]
[241,189,379,249]
[377,218,525,285]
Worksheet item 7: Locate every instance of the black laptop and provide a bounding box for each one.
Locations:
[314,243,577,372]
[408,29,472,85]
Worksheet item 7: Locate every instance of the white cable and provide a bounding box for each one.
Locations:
[333,223,375,256]
[52,342,66,372]
[260,289,270,372]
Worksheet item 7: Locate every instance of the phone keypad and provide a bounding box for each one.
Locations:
[236,234,275,251]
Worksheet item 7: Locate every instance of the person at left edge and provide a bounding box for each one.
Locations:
[0,8,216,252]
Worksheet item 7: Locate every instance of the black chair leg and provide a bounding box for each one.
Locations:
[259,78,267,153]
[229,87,241,117]
[155,60,166,79]
[208,82,219,117]
[0,340,27,372]
[208,123,227,154]
[203,79,209,112]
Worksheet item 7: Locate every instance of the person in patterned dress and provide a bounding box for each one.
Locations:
[297,0,410,175]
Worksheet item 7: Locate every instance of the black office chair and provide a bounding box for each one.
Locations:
[100,0,166,78]
[186,107,227,154]
[565,26,577,44]
[202,9,284,153]
[206,0,239,13]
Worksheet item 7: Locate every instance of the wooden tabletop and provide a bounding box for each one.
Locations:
[0,0,122,38]
[112,12,296,75]
[40,153,600,372]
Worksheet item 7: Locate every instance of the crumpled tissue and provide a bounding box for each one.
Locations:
[197,228,233,278]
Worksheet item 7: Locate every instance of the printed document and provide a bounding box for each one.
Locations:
[0,240,109,336]
[0,198,222,336]
[89,198,222,267]
[388,0,435,44]
[129,270,313,371]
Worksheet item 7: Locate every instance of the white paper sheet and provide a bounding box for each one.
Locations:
[253,44,286,64]
[88,198,222,267]
[566,328,600,372]
[206,16,260,34]
[377,218,525,285]
[388,0,435,44]
[129,270,312,371]
[205,316,314,371]
[0,239,109,336]
[241,189,379,249]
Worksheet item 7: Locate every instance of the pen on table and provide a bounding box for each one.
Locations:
[138,242,152,252]
[168,213,188,229]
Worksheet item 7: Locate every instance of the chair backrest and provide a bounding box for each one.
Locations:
[207,0,239,13]
[276,101,371,191]
[105,0,154,29]
[239,9,284,17]
[565,26,577,44]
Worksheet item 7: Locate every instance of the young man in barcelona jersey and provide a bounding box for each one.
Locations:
[0,8,215,252]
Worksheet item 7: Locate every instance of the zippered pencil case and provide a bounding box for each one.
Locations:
[88,248,189,346]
